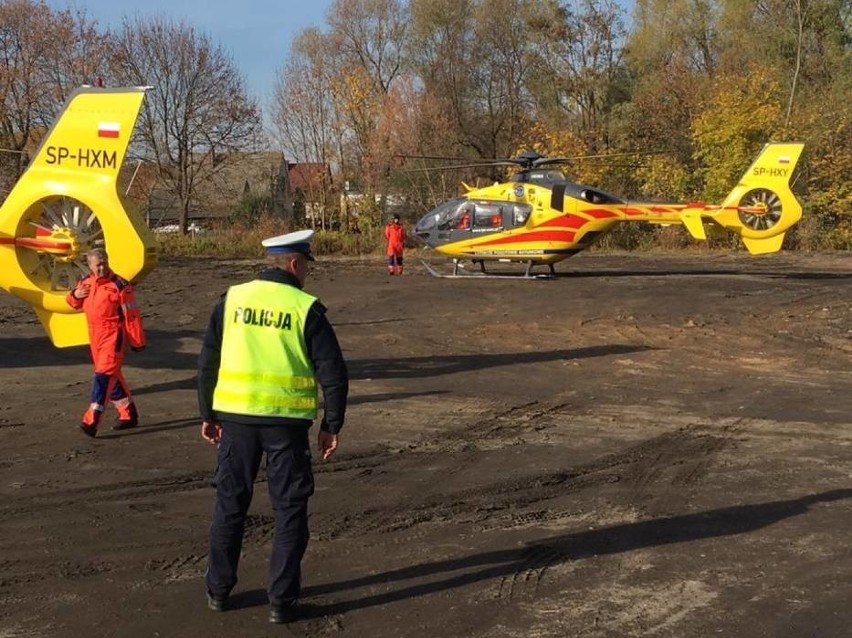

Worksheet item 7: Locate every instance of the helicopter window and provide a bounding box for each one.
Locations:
[580,189,599,203]
[424,199,531,233]
[512,203,532,225]
[576,186,623,205]
[472,203,503,229]
[455,208,472,229]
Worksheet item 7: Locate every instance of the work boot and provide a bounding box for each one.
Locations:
[79,423,97,438]
[82,404,103,432]
[113,403,138,431]
[206,591,227,612]
[269,601,311,624]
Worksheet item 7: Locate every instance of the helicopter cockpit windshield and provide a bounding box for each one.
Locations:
[415,198,465,234]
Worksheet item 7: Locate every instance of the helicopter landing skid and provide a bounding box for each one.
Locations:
[420,259,554,280]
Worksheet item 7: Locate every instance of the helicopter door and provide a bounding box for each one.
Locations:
[451,202,474,232]
[472,202,504,231]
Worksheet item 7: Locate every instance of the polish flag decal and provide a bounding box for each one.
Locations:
[98,122,120,138]
[778,155,790,164]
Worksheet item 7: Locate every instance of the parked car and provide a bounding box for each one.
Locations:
[152,223,205,235]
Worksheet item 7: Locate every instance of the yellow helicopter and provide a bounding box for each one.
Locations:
[0,86,158,346]
[411,144,805,277]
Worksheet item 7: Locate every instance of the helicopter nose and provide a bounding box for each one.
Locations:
[415,212,437,234]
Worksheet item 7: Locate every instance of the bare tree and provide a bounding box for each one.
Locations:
[272,29,340,229]
[324,0,410,201]
[43,7,111,104]
[469,0,538,157]
[526,0,628,146]
[108,15,262,233]
[407,0,538,159]
[272,30,335,167]
[327,0,409,94]
[407,0,481,154]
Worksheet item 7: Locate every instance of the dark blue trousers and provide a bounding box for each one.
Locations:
[206,421,314,605]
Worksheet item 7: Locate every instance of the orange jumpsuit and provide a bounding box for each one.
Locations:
[384,221,406,274]
[66,271,145,429]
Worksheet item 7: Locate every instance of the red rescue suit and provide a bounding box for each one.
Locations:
[384,221,406,275]
[67,271,145,429]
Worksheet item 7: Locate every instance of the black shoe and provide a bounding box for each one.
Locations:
[112,418,138,431]
[79,423,97,438]
[269,601,308,624]
[207,591,227,612]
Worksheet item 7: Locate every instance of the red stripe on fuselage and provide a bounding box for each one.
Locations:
[621,205,685,216]
[538,214,589,229]
[584,208,619,219]
[475,230,576,247]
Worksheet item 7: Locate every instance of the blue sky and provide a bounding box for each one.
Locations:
[49,0,336,104]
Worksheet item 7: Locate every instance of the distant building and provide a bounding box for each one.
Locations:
[286,162,335,228]
[118,153,336,231]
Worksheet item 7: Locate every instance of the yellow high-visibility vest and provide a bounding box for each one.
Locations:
[213,280,318,419]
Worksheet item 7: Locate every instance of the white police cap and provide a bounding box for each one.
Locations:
[261,229,316,261]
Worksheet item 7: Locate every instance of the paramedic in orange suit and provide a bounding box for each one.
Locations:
[66,247,146,437]
[384,213,406,275]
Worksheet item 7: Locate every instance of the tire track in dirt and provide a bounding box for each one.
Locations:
[306,398,576,541]
[471,420,742,601]
[0,558,115,594]
[310,420,741,541]
[8,401,736,595]
[24,402,736,591]
[0,420,732,613]
[0,470,212,517]
[145,553,207,583]
[495,545,565,601]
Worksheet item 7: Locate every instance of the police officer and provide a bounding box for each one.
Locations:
[197,229,348,624]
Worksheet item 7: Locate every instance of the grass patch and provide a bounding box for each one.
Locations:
[157,216,386,258]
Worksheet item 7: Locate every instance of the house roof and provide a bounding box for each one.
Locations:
[288,162,329,193]
[111,154,333,224]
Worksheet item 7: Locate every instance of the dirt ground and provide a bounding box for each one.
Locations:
[0,250,850,638]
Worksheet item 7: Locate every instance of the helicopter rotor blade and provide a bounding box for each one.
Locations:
[397,149,669,173]
[394,154,475,162]
[570,150,669,161]
[401,160,521,173]
[532,157,574,167]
